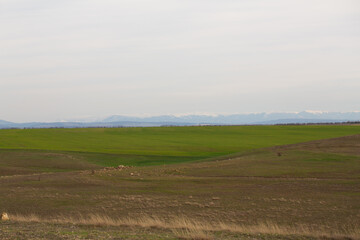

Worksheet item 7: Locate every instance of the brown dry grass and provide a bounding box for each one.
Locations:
[2,135,360,239]
[9,213,360,240]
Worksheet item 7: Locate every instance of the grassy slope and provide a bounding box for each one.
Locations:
[175,134,360,179]
[0,125,359,169]
[0,134,359,239]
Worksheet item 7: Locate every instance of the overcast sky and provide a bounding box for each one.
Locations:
[1,0,359,122]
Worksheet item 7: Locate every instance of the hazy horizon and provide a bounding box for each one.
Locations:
[1,110,360,123]
[1,0,359,122]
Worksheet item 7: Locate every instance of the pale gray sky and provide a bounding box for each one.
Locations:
[1,0,360,122]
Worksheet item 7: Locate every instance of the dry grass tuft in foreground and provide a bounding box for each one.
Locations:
[1,212,9,221]
[9,213,360,240]
[172,228,212,240]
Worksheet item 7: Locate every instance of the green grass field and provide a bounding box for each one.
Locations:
[0,125,359,170]
[1,126,360,239]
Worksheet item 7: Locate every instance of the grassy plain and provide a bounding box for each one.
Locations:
[0,125,359,173]
[0,126,359,239]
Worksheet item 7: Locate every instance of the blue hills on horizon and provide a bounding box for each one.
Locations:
[1,111,360,129]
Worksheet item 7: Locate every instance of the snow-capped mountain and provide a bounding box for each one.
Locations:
[1,111,359,129]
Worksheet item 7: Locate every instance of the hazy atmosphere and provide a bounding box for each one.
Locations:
[1,0,359,122]
[1,2,360,238]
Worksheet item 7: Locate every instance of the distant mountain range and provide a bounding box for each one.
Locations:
[1,111,359,129]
